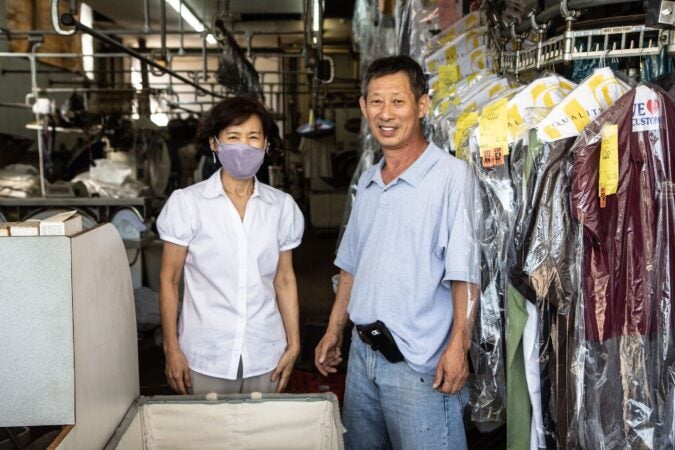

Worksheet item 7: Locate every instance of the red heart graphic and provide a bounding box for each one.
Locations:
[646,99,660,114]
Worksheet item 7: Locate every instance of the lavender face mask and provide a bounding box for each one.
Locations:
[214,142,265,179]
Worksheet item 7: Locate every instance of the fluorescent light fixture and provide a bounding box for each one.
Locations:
[166,0,216,44]
[80,3,94,79]
[312,0,320,32]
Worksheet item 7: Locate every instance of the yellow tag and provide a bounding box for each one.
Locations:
[478,98,509,167]
[427,60,438,74]
[439,30,457,45]
[598,124,619,206]
[489,84,503,98]
[507,104,524,141]
[454,112,478,155]
[445,45,458,62]
[439,64,460,85]
[466,13,478,27]
[439,99,451,115]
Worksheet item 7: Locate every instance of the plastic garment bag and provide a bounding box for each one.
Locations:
[569,84,675,450]
[460,127,511,429]
[395,0,438,62]
[508,68,631,448]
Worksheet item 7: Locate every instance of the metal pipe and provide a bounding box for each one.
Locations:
[143,0,151,33]
[59,13,225,98]
[178,0,185,55]
[160,0,167,62]
[4,29,306,37]
[515,0,640,34]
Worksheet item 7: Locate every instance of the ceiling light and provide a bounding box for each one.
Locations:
[166,0,216,45]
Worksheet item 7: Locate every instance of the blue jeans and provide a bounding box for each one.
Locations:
[343,330,469,450]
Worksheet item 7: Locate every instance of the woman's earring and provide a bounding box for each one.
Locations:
[212,152,216,164]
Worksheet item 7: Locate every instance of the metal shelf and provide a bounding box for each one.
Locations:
[499,25,674,75]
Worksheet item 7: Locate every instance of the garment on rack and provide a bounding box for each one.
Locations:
[462,127,514,429]
[569,84,675,450]
[509,68,631,448]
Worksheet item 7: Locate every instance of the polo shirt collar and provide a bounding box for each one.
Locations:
[366,143,441,188]
[202,169,274,204]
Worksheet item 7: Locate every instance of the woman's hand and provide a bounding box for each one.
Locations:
[164,347,191,394]
[271,346,300,393]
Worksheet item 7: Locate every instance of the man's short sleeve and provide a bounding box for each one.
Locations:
[334,172,369,274]
[157,190,194,247]
[278,194,305,251]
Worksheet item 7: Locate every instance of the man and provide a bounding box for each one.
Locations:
[314,55,480,450]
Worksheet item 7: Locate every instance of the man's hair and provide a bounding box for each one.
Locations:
[195,96,281,156]
[361,55,428,100]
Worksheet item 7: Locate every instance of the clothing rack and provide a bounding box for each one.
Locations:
[498,24,674,76]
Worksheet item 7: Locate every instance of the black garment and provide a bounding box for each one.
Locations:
[509,129,580,449]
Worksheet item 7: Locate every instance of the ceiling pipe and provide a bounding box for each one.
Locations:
[160,0,167,62]
[59,13,226,99]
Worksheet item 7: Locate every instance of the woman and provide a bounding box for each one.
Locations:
[157,97,303,395]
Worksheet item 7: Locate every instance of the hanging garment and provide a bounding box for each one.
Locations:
[462,130,513,429]
[569,84,675,450]
[509,68,631,448]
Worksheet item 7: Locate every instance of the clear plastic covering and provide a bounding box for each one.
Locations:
[504,68,631,448]
[352,0,397,69]
[458,123,512,430]
[395,0,439,62]
[568,83,675,449]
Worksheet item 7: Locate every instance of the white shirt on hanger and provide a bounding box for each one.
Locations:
[157,169,304,379]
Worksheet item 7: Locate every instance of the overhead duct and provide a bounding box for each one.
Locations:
[214,19,263,100]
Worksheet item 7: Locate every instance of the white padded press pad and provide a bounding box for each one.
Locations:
[142,401,340,450]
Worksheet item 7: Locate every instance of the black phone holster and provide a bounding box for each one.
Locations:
[356,320,405,363]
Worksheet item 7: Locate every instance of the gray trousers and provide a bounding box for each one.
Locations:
[190,358,278,395]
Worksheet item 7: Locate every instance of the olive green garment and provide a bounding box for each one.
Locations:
[507,283,532,450]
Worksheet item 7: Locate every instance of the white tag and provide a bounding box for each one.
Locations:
[632,85,662,132]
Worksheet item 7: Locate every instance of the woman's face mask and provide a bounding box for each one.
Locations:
[212,115,267,179]
[214,141,266,180]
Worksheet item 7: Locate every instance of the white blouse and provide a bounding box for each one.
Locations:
[157,170,304,379]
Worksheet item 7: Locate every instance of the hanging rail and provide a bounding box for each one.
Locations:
[59,13,226,99]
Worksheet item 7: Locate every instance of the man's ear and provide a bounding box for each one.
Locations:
[417,93,430,118]
[359,96,367,118]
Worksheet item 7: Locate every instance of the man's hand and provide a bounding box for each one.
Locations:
[271,347,300,393]
[315,329,344,376]
[432,343,469,394]
[164,347,191,394]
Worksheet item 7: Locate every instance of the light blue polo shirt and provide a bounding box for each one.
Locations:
[335,143,480,375]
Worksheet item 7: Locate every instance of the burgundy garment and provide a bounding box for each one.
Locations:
[571,85,675,342]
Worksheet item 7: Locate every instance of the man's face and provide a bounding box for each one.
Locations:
[359,71,429,152]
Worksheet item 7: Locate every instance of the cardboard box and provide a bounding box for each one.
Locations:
[10,220,40,236]
[40,211,83,236]
[0,222,18,237]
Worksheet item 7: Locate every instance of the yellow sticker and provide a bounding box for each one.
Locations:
[454,111,479,155]
[562,98,590,133]
[445,45,458,62]
[489,84,503,98]
[439,30,457,45]
[479,98,509,167]
[439,64,460,85]
[466,13,478,27]
[427,60,438,74]
[598,124,619,205]
[508,104,524,141]
[439,99,451,115]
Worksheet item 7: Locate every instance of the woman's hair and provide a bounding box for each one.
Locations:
[195,96,281,156]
